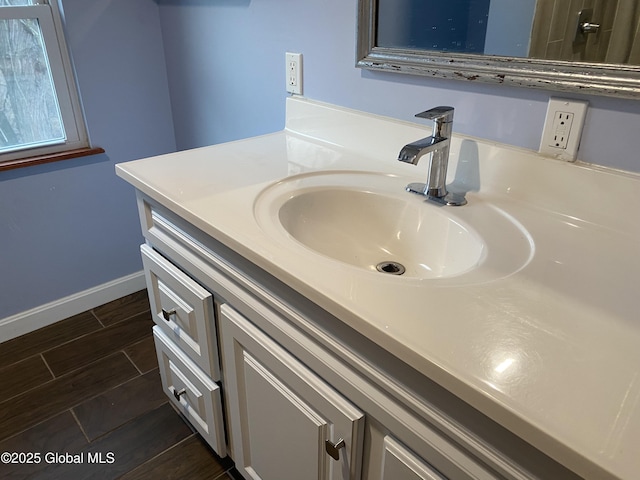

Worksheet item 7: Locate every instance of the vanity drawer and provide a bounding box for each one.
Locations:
[141,243,220,381]
[153,326,226,457]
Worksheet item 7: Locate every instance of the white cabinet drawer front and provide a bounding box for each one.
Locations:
[380,436,447,480]
[220,303,364,480]
[141,243,220,381]
[153,326,226,457]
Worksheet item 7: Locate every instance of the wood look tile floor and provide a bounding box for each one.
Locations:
[0,290,239,480]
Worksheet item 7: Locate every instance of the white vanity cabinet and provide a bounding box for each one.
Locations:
[219,303,364,480]
[134,193,580,480]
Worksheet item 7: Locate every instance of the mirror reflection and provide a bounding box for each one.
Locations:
[377,0,640,64]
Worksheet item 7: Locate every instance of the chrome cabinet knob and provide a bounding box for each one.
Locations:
[325,438,345,460]
[161,308,176,321]
[173,388,186,401]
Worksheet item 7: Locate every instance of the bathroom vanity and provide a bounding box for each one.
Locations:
[116,98,640,480]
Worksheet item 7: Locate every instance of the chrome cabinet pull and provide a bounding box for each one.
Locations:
[162,308,176,321]
[173,388,186,401]
[579,21,600,34]
[325,438,345,460]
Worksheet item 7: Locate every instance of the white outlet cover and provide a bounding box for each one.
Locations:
[539,97,588,162]
[285,52,302,95]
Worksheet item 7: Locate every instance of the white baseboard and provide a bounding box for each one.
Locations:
[0,271,146,343]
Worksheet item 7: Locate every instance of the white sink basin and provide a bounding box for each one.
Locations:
[254,171,533,282]
[278,187,483,278]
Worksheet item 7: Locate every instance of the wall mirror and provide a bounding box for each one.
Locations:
[357,0,640,98]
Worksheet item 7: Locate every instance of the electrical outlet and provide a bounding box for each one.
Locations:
[286,52,302,95]
[539,98,588,161]
[550,112,574,149]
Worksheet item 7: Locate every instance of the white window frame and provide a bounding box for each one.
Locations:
[0,0,94,168]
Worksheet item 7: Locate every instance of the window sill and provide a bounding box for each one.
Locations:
[0,147,106,172]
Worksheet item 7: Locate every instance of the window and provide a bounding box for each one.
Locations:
[0,0,101,170]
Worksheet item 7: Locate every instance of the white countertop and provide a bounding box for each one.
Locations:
[117,97,640,480]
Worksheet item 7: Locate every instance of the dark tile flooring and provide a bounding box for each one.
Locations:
[0,290,238,480]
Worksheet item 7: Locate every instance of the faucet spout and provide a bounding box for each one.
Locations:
[398,135,450,165]
[397,106,466,206]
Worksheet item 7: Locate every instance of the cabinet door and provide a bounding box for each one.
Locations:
[219,303,364,480]
[141,243,220,381]
[379,436,446,480]
[153,326,226,457]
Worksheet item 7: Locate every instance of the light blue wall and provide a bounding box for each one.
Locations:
[0,0,176,319]
[3,0,639,320]
[158,0,640,173]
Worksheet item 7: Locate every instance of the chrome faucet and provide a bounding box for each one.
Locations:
[398,106,466,206]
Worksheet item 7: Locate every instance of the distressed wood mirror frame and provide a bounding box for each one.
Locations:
[356,0,640,99]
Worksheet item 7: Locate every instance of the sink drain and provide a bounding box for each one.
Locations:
[375,261,406,275]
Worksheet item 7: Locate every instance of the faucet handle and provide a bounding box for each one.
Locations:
[415,106,454,122]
